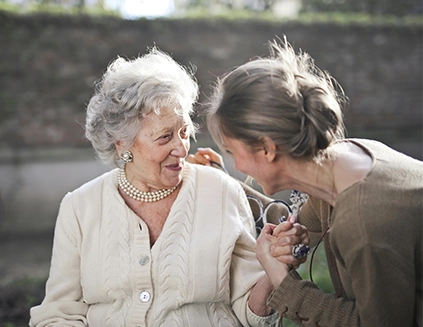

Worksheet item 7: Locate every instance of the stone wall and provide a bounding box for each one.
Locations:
[1,13,422,151]
[0,12,421,233]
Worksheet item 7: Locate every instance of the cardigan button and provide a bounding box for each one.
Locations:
[139,291,151,303]
[139,255,150,266]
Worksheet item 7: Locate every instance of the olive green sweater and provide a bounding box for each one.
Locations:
[268,139,422,326]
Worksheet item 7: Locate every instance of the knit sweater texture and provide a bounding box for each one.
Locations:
[30,163,278,327]
[268,139,423,327]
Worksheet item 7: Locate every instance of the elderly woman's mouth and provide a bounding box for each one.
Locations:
[166,162,183,171]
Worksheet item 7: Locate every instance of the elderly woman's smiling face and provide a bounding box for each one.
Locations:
[119,107,191,192]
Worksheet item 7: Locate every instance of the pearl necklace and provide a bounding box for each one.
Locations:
[118,168,177,202]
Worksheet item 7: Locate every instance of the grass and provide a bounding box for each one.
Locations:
[0,277,46,327]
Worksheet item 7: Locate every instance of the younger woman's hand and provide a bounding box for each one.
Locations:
[270,215,310,268]
[187,147,224,168]
[255,224,290,289]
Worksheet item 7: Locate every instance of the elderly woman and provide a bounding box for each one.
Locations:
[191,38,423,327]
[29,48,281,327]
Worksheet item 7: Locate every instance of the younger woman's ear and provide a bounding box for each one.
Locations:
[260,136,277,163]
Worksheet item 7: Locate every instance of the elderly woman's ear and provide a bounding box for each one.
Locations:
[115,140,131,156]
[114,141,124,156]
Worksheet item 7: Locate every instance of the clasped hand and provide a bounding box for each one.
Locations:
[255,216,309,288]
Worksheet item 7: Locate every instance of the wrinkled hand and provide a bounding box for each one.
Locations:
[255,224,290,289]
[187,147,224,167]
[270,214,310,268]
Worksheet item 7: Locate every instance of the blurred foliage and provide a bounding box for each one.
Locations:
[177,9,422,26]
[296,11,422,26]
[301,0,422,16]
[179,6,280,21]
[183,0,279,11]
[183,0,422,16]
[0,0,421,19]
[2,4,420,27]
[0,0,119,16]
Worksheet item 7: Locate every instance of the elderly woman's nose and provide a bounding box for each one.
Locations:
[171,136,189,157]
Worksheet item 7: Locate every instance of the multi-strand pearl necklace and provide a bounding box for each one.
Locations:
[118,168,177,202]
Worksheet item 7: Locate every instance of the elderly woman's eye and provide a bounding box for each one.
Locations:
[180,127,189,139]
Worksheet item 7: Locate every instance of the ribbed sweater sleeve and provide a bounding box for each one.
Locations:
[268,269,359,326]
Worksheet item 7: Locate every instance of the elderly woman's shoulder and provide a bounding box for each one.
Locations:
[188,161,226,176]
[187,162,239,186]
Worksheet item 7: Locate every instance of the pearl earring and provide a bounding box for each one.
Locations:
[120,150,133,163]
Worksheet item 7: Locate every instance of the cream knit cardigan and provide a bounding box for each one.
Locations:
[30,163,278,327]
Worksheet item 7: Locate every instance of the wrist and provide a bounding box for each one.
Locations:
[248,275,274,316]
[267,264,289,289]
